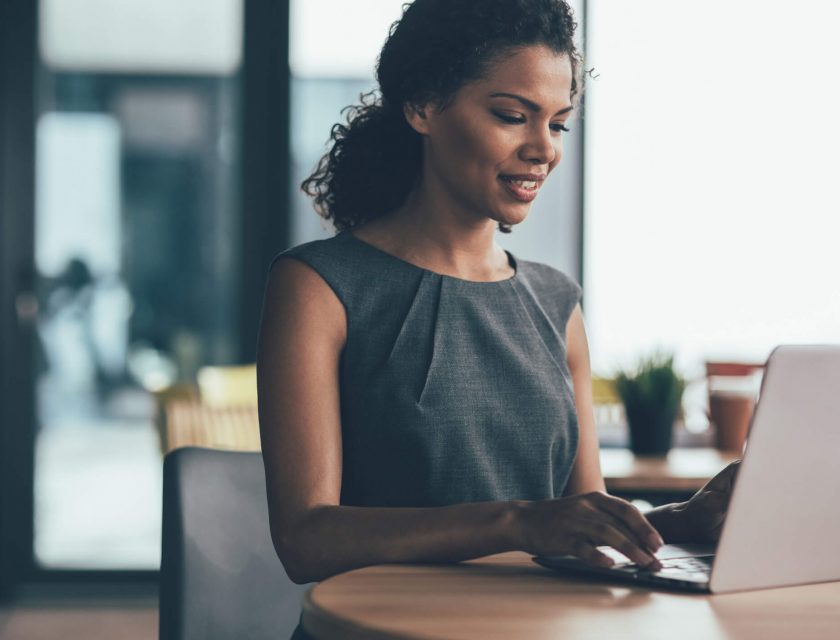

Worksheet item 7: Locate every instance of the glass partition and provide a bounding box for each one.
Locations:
[34,0,244,568]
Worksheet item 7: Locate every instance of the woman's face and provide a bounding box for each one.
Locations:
[409,45,574,229]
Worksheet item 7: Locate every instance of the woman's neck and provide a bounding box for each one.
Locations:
[354,191,513,282]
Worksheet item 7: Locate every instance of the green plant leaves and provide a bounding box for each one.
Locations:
[613,352,686,413]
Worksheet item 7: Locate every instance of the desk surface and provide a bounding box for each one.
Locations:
[302,551,840,640]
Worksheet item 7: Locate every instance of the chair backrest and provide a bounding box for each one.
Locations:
[160,447,310,640]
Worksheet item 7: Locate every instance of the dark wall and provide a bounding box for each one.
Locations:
[239,0,292,361]
[0,0,37,598]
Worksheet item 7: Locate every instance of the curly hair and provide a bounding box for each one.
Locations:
[301,0,583,233]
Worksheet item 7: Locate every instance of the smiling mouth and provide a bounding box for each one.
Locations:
[500,176,542,190]
[499,174,545,202]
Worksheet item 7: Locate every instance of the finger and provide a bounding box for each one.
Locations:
[571,541,615,568]
[588,502,659,556]
[591,493,664,551]
[586,521,661,570]
[593,495,664,553]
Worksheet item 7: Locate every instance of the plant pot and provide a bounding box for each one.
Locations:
[624,404,678,456]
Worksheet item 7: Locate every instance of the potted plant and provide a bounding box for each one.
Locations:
[614,352,686,456]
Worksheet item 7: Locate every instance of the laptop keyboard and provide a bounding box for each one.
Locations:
[619,555,713,581]
[658,555,713,575]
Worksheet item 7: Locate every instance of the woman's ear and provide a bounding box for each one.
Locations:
[403,102,433,135]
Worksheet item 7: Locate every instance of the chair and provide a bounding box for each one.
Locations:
[159,447,311,640]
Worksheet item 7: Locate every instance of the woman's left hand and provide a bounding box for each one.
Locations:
[674,460,741,543]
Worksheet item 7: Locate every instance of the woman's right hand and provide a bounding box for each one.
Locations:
[518,492,664,570]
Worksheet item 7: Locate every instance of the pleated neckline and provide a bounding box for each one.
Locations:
[341,231,518,285]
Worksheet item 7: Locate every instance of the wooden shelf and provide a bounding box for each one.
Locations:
[601,447,740,492]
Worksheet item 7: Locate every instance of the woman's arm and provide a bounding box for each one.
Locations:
[258,263,662,584]
[563,304,607,495]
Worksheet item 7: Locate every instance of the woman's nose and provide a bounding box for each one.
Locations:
[520,127,559,165]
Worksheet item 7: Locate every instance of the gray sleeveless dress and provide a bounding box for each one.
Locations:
[275,231,582,507]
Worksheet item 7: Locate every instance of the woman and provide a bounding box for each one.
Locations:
[258,0,737,587]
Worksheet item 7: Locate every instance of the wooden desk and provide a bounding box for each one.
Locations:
[301,551,840,639]
[601,447,740,493]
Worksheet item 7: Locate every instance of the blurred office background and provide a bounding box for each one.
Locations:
[2,0,290,600]
[32,0,245,571]
[1,0,840,633]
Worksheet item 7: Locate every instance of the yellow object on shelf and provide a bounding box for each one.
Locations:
[197,364,258,408]
[591,376,620,404]
[591,375,625,429]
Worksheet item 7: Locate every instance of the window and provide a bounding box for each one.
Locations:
[584,1,840,427]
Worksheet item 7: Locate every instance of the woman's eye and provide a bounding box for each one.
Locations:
[494,111,570,133]
[494,112,526,124]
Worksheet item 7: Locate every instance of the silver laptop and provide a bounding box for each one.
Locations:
[534,344,840,594]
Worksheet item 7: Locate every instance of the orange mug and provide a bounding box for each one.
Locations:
[705,361,764,453]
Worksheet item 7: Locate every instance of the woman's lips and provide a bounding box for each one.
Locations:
[499,175,544,203]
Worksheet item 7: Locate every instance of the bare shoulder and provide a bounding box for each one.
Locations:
[566,303,588,372]
[258,256,346,535]
[261,256,347,348]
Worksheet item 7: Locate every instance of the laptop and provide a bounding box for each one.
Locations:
[533,344,840,594]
